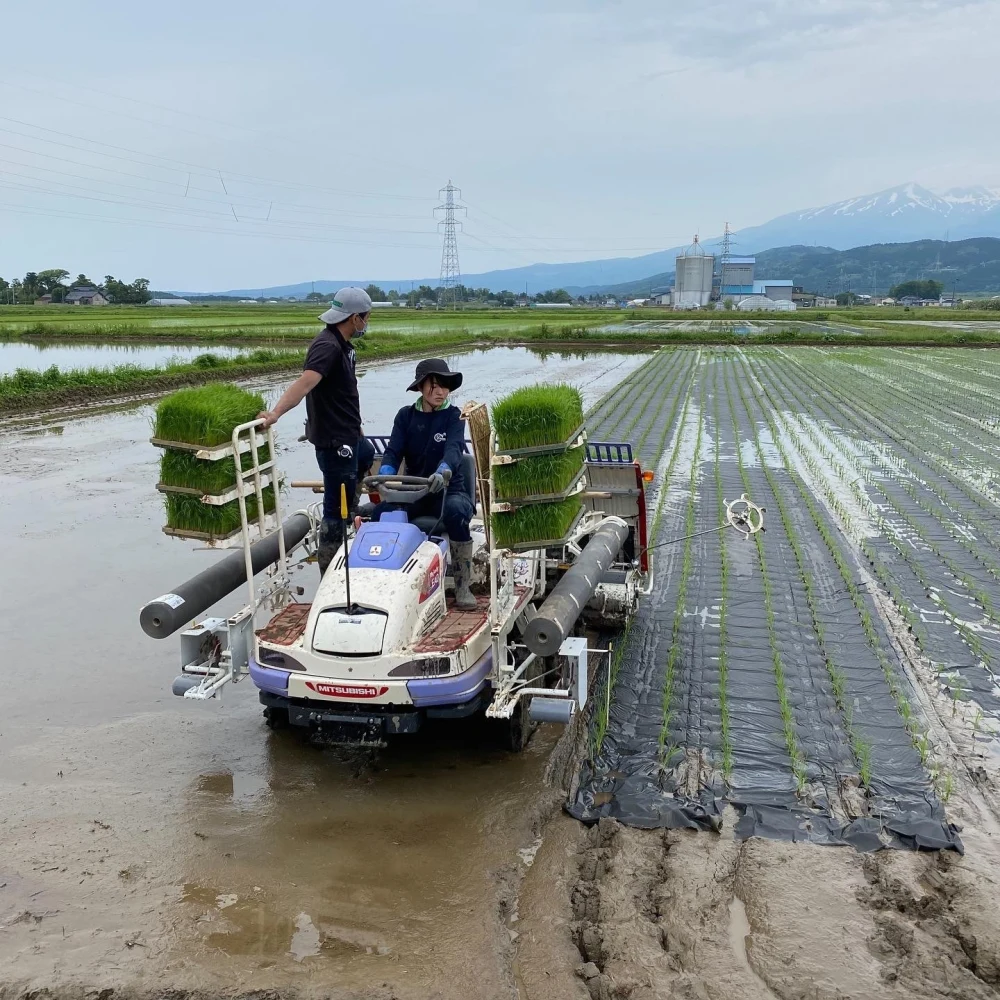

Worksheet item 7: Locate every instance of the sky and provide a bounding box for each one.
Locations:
[2,0,998,291]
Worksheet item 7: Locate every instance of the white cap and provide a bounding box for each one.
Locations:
[319,287,373,325]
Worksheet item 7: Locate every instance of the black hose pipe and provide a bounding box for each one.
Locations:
[523,519,629,658]
[140,513,312,639]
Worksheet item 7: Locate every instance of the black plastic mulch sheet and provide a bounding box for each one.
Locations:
[764,351,1000,714]
[570,351,963,852]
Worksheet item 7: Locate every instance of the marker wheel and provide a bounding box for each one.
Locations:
[724,494,766,539]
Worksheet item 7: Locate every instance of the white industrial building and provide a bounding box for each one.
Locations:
[147,297,192,306]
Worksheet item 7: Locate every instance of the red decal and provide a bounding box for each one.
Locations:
[306,681,388,698]
[419,553,441,604]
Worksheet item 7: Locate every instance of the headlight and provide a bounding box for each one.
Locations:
[387,657,451,677]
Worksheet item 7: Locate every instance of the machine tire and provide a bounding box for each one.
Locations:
[496,654,549,753]
[263,706,289,730]
[504,698,536,753]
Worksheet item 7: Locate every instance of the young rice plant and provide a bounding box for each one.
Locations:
[491,496,582,548]
[153,383,265,447]
[491,384,583,451]
[492,446,584,500]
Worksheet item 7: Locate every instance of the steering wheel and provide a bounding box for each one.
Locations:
[363,473,447,505]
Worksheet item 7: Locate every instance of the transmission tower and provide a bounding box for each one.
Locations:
[434,180,466,309]
[718,222,734,302]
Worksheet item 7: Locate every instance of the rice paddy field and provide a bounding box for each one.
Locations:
[6,303,1000,414]
[7,339,1000,999]
[574,346,1000,844]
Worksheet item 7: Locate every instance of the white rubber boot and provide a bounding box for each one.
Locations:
[452,540,478,610]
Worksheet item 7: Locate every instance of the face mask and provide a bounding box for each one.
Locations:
[354,316,368,338]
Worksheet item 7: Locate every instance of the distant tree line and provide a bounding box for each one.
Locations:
[888,279,944,300]
[0,269,151,304]
[352,283,585,307]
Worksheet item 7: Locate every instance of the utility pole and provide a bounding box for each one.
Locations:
[434,180,466,311]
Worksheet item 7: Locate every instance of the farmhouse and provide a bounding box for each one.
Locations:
[65,285,109,306]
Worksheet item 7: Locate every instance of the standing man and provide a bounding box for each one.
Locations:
[257,286,372,575]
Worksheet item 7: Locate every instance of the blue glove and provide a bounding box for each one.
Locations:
[427,462,450,494]
[379,464,396,475]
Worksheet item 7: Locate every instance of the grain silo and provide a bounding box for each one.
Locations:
[673,236,715,308]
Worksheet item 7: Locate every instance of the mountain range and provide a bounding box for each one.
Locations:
[191,182,1000,298]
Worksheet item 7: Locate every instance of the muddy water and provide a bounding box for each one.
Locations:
[0,346,648,998]
[0,340,285,374]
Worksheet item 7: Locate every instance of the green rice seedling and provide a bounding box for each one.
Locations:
[853,735,873,787]
[164,485,275,537]
[159,444,272,496]
[493,446,584,500]
[153,383,265,447]
[491,496,582,548]
[491,384,583,451]
[939,771,955,802]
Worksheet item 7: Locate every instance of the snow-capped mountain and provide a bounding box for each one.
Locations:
[736,183,1000,252]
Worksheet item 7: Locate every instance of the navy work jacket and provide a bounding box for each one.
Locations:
[383,402,467,496]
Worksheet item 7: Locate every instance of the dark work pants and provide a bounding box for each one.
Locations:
[315,446,357,549]
[372,491,474,542]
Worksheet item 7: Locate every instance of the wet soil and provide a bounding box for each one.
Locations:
[0,347,642,1000]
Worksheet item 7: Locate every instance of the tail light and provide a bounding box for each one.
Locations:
[388,658,451,677]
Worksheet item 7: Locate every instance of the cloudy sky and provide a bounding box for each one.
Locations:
[2,0,997,290]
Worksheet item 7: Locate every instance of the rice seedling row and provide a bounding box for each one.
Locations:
[592,348,679,443]
[727,357,871,795]
[741,353,947,759]
[585,348,668,424]
[757,354,988,685]
[773,353,1000,603]
[572,346,963,849]
[589,350,701,754]
[738,352,950,808]
[710,361,733,778]
[762,352,1000,708]
[656,364,704,767]
[723,358,807,793]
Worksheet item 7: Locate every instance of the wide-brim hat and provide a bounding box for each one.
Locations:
[407,358,463,392]
[319,286,373,325]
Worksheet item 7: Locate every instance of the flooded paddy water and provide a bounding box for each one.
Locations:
[0,346,647,999]
[0,341,296,374]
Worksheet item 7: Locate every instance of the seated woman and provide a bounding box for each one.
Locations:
[375,358,477,609]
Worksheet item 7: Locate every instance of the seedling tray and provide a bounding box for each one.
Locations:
[492,423,586,460]
[156,470,275,505]
[162,512,278,547]
[492,468,587,510]
[150,436,260,462]
[500,507,585,553]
